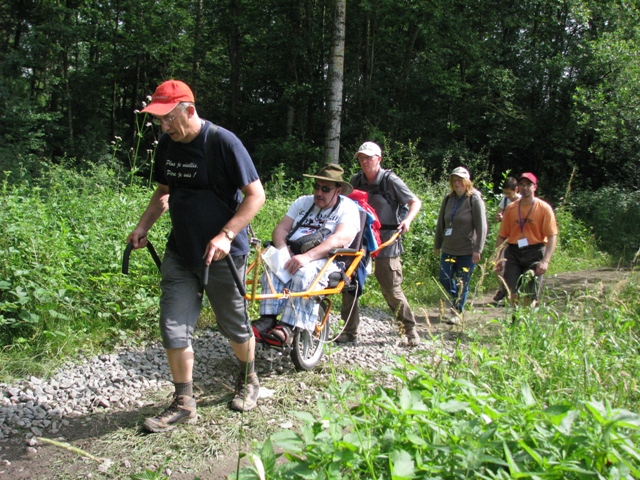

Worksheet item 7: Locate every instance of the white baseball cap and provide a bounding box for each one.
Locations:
[450,166,470,180]
[354,141,382,158]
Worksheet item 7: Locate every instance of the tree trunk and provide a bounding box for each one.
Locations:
[228,0,241,132]
[191,0,203,92]
[324,0,346,165]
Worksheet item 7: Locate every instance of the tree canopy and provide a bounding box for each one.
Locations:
[1,0,639,195]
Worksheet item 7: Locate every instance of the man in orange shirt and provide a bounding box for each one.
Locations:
[495,173,558,307]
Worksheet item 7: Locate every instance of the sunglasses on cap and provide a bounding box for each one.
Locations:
[313,184,336,193]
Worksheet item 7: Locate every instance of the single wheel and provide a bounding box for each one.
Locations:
[291,302,329,371]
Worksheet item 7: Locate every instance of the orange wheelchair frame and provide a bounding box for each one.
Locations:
[228,227,400,371]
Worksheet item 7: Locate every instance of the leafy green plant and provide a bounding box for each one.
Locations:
[0,164,167,379]
[235,285,640,478]
[569,186,640,262]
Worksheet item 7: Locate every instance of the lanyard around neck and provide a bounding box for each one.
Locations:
[449,194,465,225]
[518,199,536,233]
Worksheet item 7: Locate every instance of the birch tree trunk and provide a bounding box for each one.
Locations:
[324,0,346,165]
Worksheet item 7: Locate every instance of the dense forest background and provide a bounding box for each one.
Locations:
[1,0,640,197]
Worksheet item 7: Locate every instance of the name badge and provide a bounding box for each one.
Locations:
[445,228,453,236]
[518,238,529,248]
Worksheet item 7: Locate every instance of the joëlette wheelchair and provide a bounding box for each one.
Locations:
[122,210,398,372]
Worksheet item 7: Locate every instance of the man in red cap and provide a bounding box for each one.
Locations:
[127,80,266,432]
[495,172,558,308]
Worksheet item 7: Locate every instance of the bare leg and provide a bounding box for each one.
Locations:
[230,337,255,363]
[166,346,195,383]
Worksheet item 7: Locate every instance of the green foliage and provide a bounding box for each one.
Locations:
[551,207,610,272]
[572,4,640,189]
[0,159,612,380]
[1,0,640,192]
[0,76,59,180]
[0,165,168,379]
[237,289,640,478]
[568,186,640,262]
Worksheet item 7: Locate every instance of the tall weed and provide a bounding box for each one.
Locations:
[236,281,640,478]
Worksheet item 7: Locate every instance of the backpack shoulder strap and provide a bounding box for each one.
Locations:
[204,122,220,189]
[203,123,239,212]
[352,171,364,189]
[379,169,392,202]
[285,201,317,242]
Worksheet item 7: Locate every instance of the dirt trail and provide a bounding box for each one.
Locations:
[417,267,630,335]
[0,268,634,480]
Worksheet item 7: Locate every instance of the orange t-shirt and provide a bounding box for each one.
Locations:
[498,198,558,245]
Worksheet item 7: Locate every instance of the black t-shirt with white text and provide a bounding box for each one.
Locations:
[154,121,259,266]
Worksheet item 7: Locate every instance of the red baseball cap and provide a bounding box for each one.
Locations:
[518,172,537,185]
[140,80,195,116]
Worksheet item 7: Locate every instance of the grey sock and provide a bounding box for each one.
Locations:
[174,381,193,397]
[239,360,255,376]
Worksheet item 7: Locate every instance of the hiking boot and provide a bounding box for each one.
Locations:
[493,290,506,302]
[444,307,462,325]
[334,333,357,344]
[143,395,197,433]
[230,372,260,412]
[444,316,461,325]
[406,330,421,347]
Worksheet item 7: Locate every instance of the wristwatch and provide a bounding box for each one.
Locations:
[222,228,235,241]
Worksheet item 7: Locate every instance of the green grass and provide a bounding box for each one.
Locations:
[235,273,640,479]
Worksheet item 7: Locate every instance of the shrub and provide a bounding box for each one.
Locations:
[568,186,640,262]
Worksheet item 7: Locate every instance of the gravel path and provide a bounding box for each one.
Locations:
[0,308,449,442]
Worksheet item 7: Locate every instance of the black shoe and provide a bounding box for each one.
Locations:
[406,330,421,346]
[334,333,357,344]
[493,290,506,302]
[444,307,462,325]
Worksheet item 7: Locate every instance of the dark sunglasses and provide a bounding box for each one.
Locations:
[313,184,335,193]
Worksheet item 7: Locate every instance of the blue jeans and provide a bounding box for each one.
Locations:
[438,254,476,311]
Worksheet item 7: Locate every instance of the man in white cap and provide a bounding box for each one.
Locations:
[126,80,265,431]
[338,141,422,346]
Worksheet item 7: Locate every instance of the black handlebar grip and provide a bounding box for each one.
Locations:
[122,240,162,275]
[122,242,134,274]
[203,265,209,286]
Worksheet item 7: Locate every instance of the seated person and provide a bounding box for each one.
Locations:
[252,164,360,346]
